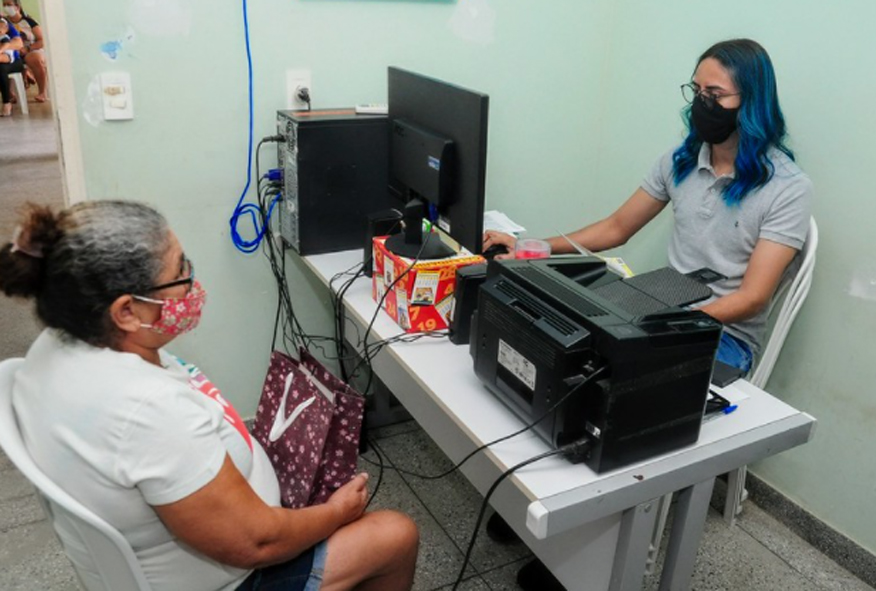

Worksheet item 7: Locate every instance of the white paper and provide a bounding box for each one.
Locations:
[557,230,635,277]
[483,210,526,235]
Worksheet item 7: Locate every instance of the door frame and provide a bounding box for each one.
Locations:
[38,0,86,205]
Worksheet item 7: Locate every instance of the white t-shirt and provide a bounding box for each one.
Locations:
[12,329,280,591]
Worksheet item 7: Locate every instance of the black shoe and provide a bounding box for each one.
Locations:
[516,558,567,591]
[486,512,522,545]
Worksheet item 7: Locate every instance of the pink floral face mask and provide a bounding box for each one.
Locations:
[133,280,207,336]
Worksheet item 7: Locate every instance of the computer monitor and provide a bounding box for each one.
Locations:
[385,67,489,259]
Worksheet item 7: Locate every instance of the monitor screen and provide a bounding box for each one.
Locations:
[386,67,489,258]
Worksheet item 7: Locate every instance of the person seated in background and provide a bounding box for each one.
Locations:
[0,17,17,63]
[2,0,47,102]
[484,38,812,375]
[0,15,22,116]
[0,200,419,591]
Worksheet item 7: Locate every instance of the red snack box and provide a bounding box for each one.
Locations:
[371,235,485,333]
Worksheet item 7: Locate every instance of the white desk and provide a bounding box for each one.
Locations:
[301,250,816,591]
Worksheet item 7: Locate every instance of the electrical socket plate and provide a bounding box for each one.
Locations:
[286,69,312,110]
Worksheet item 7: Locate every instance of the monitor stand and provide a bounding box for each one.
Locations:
[384,197,456,260]
[384,231,455,260]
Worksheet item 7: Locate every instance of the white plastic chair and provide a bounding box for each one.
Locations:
[723,215,818,525]
[0,358,153,591]
[645,216,818,572]
[8,71,30,114]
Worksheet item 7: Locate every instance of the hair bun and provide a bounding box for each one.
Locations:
[20,204,60,255]
[0,204,61,298]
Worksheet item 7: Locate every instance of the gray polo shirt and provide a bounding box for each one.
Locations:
[641,143,813,355]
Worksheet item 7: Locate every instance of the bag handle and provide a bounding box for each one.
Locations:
[269,372,317,443]
[299,365,336,404]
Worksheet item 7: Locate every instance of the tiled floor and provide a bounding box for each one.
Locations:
[2,418,875,590]
[361,421,875,591]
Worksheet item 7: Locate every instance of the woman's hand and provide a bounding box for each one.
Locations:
[326,473,369,526]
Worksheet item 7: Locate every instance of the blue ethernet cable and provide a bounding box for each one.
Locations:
[228,0,262,254]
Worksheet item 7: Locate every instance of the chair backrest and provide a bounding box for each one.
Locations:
[749,216,818,388]
[0,358,153,591]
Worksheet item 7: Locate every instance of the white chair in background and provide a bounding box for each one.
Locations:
[8,71,29,115]
[0,358,153,591]
[645,216,818,572]
[723,215,819,524]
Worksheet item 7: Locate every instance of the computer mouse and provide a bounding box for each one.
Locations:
[482,244,510,260]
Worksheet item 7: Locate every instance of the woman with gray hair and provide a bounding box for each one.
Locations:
[0,201,419,591]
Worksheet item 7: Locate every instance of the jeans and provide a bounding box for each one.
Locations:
[236,540,328,591]
[716,332,754,373]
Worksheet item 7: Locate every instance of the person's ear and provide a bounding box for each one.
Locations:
[109,295,143,334]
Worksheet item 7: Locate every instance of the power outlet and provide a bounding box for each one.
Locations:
[286,69,312,110]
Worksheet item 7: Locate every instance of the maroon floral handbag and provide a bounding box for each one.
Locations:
[298,349,366,505]
[251,350,364,509]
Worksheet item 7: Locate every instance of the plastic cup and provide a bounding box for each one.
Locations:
[514,238,551,260]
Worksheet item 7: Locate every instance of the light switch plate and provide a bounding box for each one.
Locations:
[100,72,134,120]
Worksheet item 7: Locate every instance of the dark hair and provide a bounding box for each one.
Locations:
[0,201,170,346]
[672,39,794,205]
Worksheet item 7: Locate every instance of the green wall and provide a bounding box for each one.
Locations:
[61,0,876,555]
[20,0,39,20]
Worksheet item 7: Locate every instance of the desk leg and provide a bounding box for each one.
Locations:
[724,465,747,527]
[609,499,659,591]
[658,477,715,591]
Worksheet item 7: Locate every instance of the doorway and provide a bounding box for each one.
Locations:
[0,0,77,359]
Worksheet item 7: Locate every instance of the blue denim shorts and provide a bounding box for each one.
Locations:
[236,540,328,591]
[716,332,754,373]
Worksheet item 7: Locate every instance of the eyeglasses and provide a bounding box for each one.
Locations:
[680,83,740,110]
[147,256,194,292]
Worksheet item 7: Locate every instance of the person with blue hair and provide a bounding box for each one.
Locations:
[484,38,812,375]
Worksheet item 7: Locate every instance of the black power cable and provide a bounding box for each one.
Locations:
[329,264,367,381]
[356,239,429,396]
[363,437,386,509]
[451,437,593,590]
[358,365,607,481]
[257,136,339,358]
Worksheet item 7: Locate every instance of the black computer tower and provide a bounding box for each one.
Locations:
[276,109,392,255]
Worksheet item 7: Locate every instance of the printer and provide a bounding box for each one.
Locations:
[469,256,722,473]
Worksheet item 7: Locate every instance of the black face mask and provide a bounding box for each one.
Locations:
[690,95,739,144]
